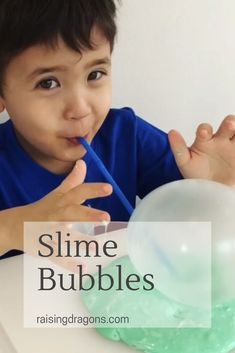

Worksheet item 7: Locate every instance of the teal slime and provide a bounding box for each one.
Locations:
[81,256,235,353]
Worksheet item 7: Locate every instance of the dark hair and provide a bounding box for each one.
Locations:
[0,0,119,96]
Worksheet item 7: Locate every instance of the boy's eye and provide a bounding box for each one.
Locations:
[36,78,59,90]
[88,71,105,81]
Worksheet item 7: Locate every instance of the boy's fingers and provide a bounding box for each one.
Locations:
[59,183,113,206]
[168,129,190,168]
[195,123,213,141]
[56,160,87,193]
[214,115,235,140]
[56,204,110,222]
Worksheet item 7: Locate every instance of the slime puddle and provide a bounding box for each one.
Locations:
[81,256,235,353]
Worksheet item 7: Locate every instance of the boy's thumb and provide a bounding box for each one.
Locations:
[57,160,87,193]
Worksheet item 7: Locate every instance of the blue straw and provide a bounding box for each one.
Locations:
[78,137,134,216]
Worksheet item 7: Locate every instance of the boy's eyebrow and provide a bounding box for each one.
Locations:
[85,57,111,69]
[27,57,111,81]
[27,65,67,81]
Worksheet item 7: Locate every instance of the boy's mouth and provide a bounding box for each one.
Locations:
[67,137,80,145]
[66,135,88,146]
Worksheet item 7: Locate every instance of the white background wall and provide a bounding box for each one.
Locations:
[112,0,235,143]
[1,0,235,144]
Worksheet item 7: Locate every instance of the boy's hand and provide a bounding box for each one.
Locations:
[168,115,235,186]
[0,159,112,259]
[30,159,112,222]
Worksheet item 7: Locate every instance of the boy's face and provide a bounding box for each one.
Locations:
[0,28,112,174]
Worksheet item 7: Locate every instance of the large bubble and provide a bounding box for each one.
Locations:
[128,179,235,308]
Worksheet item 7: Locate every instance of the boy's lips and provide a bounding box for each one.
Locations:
[66,134,89,146]
[67,137,80,146]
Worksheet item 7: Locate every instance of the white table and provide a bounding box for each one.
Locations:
[0,255,135,353]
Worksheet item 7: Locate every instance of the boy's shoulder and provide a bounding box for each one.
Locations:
[102,107,166,139]
[0,120,17,169]
[102,107,153,132]
[0,119,28,174]
[106,107,137,123]
[0,119,11,147]
[99,107,148,144]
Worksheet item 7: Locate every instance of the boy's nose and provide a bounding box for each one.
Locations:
[63,91,92,121]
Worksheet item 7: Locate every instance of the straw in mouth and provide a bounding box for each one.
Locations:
[78,137,134,216]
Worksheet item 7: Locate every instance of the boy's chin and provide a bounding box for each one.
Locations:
[61,145,87,160]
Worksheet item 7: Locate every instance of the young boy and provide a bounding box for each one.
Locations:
[0,0,235,260]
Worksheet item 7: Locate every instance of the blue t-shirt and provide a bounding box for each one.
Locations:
[0,107,182,258]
